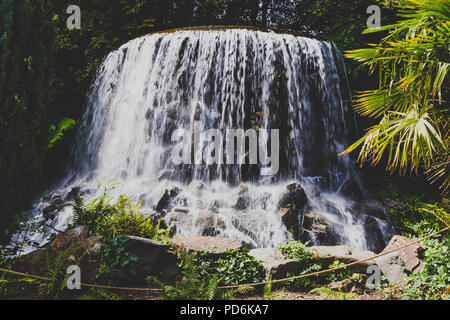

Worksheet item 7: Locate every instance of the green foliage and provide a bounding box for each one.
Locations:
[309,287,355,300]
[0,0,58,243]
[398,236,450,300]
[263,276,284,300]
[326,260,352,283]
[284,264,323,290]
[342,0,450,194]
[48,118,77,149]
[189,248,266,286]
[377,177,448,236]
[0,259,39,299]
[278,240,312,262]
[38,245,80,299]
[71,194,171,242]
[147,257,255,300]
[97,237,138,284]
[278,240,324,289]
[77,288,121,301]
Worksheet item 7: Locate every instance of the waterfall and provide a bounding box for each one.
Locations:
[14,29,393,253]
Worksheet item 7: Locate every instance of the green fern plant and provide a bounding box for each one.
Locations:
[48,118,77,149]
[39,245,77,299]
[263,276,284,301]
[71,194,172,242]
[78,288,121,300]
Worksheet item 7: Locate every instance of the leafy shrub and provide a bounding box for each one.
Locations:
[147,258,254,300]
[188,248,266,286]
[326,260,352,283]
[278,240,312,262]
[97,237,139,284]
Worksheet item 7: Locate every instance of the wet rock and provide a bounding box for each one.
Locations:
[166,211,224,237]
[363,216,387,254]
[277,208,300,239]
[277,182,307,211]
[65,187,81,201]
[309,245,377,274]
[140,210,168,229]
[154,187,180,212]
[339,179,363,199]
[166,101,181,120]
[302,211,337,245]
[171,236,243,257]
[248,248,301,279]
[42,192,71,220]
[233,186,250,211]
[353,200,387,220]
[276,182,308,239]
[124,236,178,283]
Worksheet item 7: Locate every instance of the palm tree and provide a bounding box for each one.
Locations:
[340,0,449,194]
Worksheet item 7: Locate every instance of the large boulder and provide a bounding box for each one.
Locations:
[374,251,407,284]
[14,226,105,283]
[381,235,425,274]
[124,236,178,283]
[248,248,301,279]
[14,226,180,285]
[309,245,377,273]
[373,235,425,285]
[171,236,243,257]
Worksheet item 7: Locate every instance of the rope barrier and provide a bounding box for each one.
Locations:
[1,225,448,293]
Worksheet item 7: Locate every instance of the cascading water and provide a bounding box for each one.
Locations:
[14,28,394,254]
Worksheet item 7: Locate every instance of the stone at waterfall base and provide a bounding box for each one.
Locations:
[374,235,426,284]
[124,236,178,283]
[276,182,307,239]
[308,245,377,274]
[248,248,301,279]
[14,226,178,285]
[171,236,243,257]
